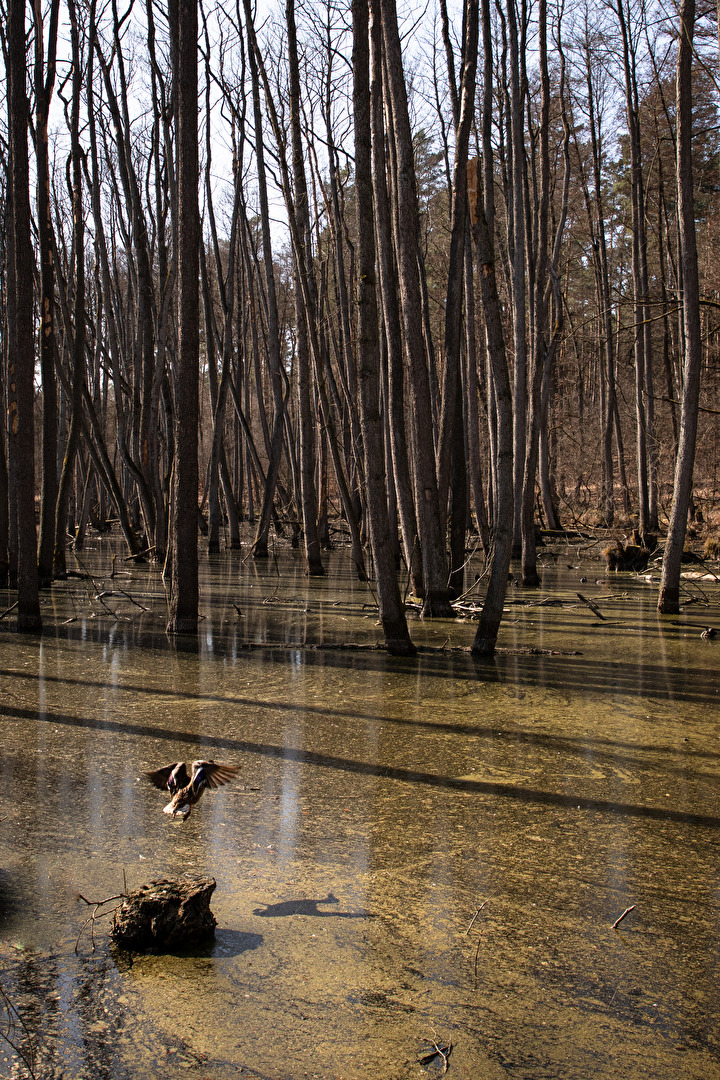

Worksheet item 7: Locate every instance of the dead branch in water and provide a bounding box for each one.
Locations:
[0,601,19,621]
[465,899,490,935]
[576,593,606,620]
[612,905,636,929]
[418,1031,453,1073]
[76,880,129,953]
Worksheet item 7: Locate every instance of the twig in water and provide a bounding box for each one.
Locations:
[465,899,489,935]
[76,889,128,953]
[576,592,606,621]
[446,535,484,591]
[114,586,149,611]
[0,601,19,622]
[418,1035,453,1073]
[612,904,636,929]
[124,546,156,562]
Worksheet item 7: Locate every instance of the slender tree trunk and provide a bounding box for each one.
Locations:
[471,0,514,656]
[286,0,324,576]
[586,41,619,530]
[436,0,478,520]
[520,0,551,586]
[658,0,701,614]
[7,0,41,627]
[53,0,85,580]
[463,223,491,552]
[616,0,655,543]
[242,0,286,560]
[379,0,453,617]
[34,0,60,587]
[369,0,423,597]
[506,0,528,556]
[352,0,415,655]
[168,0,199,633]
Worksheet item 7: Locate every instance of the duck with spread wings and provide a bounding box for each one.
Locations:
[144,760,240,821]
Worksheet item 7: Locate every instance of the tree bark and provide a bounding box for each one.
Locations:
[352,0,416,655]
[34,0,61,587]
[369,0,423,597]
[658,0,701,614]
[286,0,324,576]
[242,0,287,561]
[471,0,514,656]
[379,0,453,617]
[167,0,200,633]
[616,0,657,542]
[7,0,42,628]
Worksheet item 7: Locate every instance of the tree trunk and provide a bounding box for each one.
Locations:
[369,0,423,597]
[352,0,416,655]
[379,0,453,617]
[436,0,478,522]
[242,0,287,561]
[53,0,85,581]
[167,0,200,633]
[616,0,656,543]
[34,0,61,587]
[658,0,701,614]
[505,0,528,557]
[286,0,324,576]
[7,0,41,628]
[471,0,514,656]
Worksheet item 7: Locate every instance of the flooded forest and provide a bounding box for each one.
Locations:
[1,0,720,1076]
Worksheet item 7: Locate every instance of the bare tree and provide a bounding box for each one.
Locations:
[658,0,701,614]
[352,0,416,655]
[471,0,514,657]
[379,0,453,617]
[33,0,61,586]
[167,0,200,633]
[7,0,41,627]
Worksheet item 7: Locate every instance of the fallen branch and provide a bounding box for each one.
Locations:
[612,904,636,929]
[418,1036,453,1073]
[113,586,149,611]
[0,601,19,622]
[124,546,156,562]
[576,592,606,621]
[465,899,490,935]
[76,875,129,953]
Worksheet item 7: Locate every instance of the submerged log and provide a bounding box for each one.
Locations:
[110,875,216,950]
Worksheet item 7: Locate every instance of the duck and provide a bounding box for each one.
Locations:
[144,760,240,821]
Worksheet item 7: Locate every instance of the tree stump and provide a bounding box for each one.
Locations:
[110,876,216,951]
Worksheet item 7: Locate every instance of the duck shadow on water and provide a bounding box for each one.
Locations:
[252,892,366,919]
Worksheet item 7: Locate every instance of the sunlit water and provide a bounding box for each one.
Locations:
[1,535,719,1079]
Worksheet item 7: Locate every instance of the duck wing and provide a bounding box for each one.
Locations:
[144,762,190,790]
[191,760,240,789]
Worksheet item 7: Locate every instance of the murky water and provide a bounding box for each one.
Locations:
[1,537,719,1079]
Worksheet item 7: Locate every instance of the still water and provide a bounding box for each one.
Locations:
[0,538,719,1079]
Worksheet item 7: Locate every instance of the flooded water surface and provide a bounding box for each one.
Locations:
[1,539,719,1079]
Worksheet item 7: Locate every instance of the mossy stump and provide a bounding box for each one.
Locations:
[111,875,216,951]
